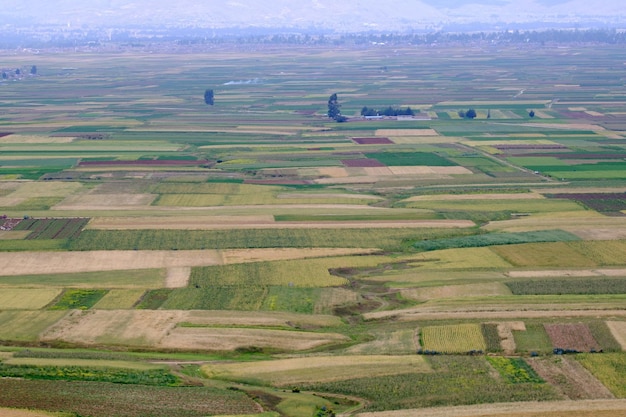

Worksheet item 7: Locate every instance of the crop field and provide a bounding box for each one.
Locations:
[0,269,164,289]
[300,356,559,411]
[420,323,486,353]
[0,289,61,309]
[0,379,259,417]
[544,323,600,352]
[486,357,544,383]
[202,355,431,386]
[2,41,626,416]
[577,353,626,397]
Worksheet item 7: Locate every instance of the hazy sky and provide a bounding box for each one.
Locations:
[3,0,625,29]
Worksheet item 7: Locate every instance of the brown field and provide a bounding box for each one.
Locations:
[203,355,430,386]
[0,134,75,143]
[39,310,345,349]
[159,327,349,351]
[40,310,185,347]
[314,167,350,178]
[572,228,626,240]
[0,408,70,417]
[400,282,511,301]
[606,321,626,350]
[164,266,191,288]
[221,248,378,264]
[364,308,626,322]
[430,166,474,174]
[506,270,598,278]
[355,400,626,417]
[54,193,157,209]
[544,323,600,352]
[405,193,544,202]
[0,250,223,276]
[362,167,394,175]
[497,321,526,354]
[528,356,614,400]
[275,192,383,200]
[0,197,26,206]
[183,310,342,328]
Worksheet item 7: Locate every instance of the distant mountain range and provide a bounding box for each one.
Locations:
[2,0,624,31]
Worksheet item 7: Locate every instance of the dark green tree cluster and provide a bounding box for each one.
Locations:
[327,93,346,122]
[458,108,477,119]
[204,89,214,105]
[361,106,415,117]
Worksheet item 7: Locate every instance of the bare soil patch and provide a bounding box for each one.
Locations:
[387,166,436,175]
[430,166,474,174]
[40,310,185,347]
[0,250,222,276]
[315,167,350,178]
[572,227,626,240]
[160,327,348,351]
[363,167,394,176]
[165,267,190,288]
[0,408,64,417]
[497,321,525,354]
[528,356,614,400]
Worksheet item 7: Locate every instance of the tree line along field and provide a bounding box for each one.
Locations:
[1,42,626,416]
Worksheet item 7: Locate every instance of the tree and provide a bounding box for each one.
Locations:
[327,93,346,122]
[466,108,477,119]
[327,93,340,120]
[30,65,37,75]
[529,110,535,118]
[204,89,214,105]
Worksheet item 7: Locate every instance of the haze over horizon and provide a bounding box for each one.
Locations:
[2,0,625,32]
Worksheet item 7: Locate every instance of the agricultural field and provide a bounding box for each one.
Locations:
[1,41,626,417]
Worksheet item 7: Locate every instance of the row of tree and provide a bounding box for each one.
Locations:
[361,106,415,117]
[1,65,37,80]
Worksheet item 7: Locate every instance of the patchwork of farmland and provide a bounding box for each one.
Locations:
[1,42,626,417]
